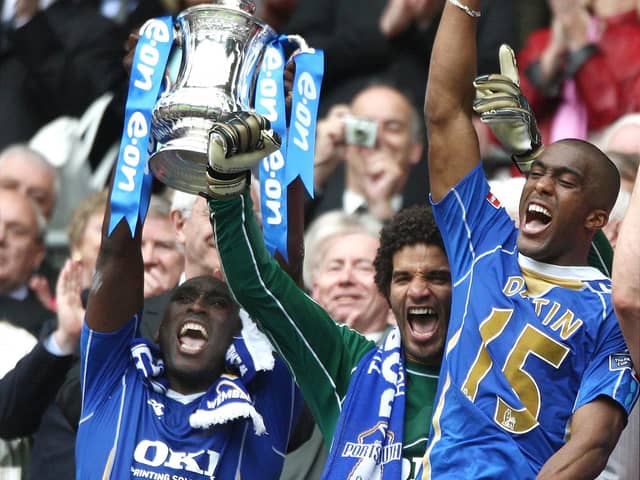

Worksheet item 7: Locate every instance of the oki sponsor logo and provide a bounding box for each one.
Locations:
[133,440,220,477]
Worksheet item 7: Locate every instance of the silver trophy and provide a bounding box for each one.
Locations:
[149,0,302,194]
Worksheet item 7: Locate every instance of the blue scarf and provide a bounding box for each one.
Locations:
[130,315,274,435]
[321,327,406,479]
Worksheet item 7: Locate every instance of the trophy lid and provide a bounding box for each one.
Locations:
[181,0,256,16]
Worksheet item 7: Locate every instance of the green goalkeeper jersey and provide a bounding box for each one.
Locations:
[210,193,439,480]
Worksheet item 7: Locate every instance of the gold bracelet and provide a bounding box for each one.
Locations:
[447,0,481,17]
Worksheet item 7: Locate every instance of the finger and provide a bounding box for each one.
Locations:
[499,44,519,86]
[284,59,296,83]
[327,104,350,120]
[473,96,521,114]
[478,107,533,124]
[474,75,521,96]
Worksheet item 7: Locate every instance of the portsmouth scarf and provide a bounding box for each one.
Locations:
[321,327,406,479]
[131,310,274,435]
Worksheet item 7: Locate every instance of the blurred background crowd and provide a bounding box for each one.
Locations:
[0,0,638,478]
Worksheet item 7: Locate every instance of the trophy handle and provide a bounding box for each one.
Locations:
[161,25,182,93]
[283,34,310,54]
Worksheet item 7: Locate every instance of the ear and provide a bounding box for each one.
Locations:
[409,142,423,166]
[170,210,187,244]
[585,209,609,231]
[310,281,319,300]
[31,242,46,272]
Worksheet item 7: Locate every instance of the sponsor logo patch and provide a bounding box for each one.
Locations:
[609,353,633,371]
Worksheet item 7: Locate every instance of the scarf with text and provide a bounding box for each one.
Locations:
[130,311,274,434]
[321,327,406,479]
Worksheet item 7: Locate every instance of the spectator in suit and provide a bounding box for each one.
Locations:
[308,82,427,225]
[0,144,60,310]
[0,259,83,440]
[0,189,49,336]
[0,188,75,479]
[0,0,125,150]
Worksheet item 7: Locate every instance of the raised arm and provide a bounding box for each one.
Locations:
[612,170,640,370]
[85,181,144,333]
[425,0,481,201]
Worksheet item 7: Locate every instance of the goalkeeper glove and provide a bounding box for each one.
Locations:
[206,111,281,198]
[473,44,543,173]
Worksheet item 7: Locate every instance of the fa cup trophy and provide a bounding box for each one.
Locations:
[149,0,302,195]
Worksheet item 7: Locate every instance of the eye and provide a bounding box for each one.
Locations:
[427,271,452,285]
[354,260,374,273]
[154,241,176,252]
[382,120,405,134]
[558,174,578,188]
[527,169,543,179]
[392,272,410,284]
[325,261,343,272]
[204,294,231,308]
[172,289,197,304]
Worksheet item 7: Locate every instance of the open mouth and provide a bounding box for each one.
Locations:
[333,293,360,304]
[521,203,552,235]
[407,306,438,340]
[177,321,209,355]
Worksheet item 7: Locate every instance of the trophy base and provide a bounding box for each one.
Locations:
[149,144,210,196]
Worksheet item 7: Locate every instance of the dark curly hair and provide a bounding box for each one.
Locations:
[374,204,445,299]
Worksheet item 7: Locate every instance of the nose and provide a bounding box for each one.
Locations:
[407,276,431,299]
[141,242,156,265]
[336,264,356,284]
[533,173,554,195]
[188,294,208,313]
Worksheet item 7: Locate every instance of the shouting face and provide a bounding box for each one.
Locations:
[157,276,241,394]
[389,243,451,366]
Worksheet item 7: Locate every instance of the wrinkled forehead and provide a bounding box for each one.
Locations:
[352,86,412,119]
[537,143,591,175]
[0,155,55,189]
[172,275,233,301]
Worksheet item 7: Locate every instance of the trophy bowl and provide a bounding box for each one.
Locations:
[149,0,276,195]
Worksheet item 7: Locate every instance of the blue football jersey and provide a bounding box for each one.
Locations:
[77,316,300,480]
[423,164,639,479]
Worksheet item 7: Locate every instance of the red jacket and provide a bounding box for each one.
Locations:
[519,10,640,142]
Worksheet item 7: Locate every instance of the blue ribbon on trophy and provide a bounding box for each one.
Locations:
[255,36,324,260]
[108,17,174,236]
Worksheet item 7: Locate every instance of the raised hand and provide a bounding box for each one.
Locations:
[29,274,55,312]
[313,104,350,190]
[380,0,444,38]
[361,153,404,220]
[206,111,281,198]
[54,259,85,354]
[473,44,543,172]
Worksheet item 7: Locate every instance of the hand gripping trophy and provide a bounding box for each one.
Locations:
[148,0,310,198]
[109,0,320,256]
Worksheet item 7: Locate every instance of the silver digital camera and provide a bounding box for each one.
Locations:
[344,116,378,148]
